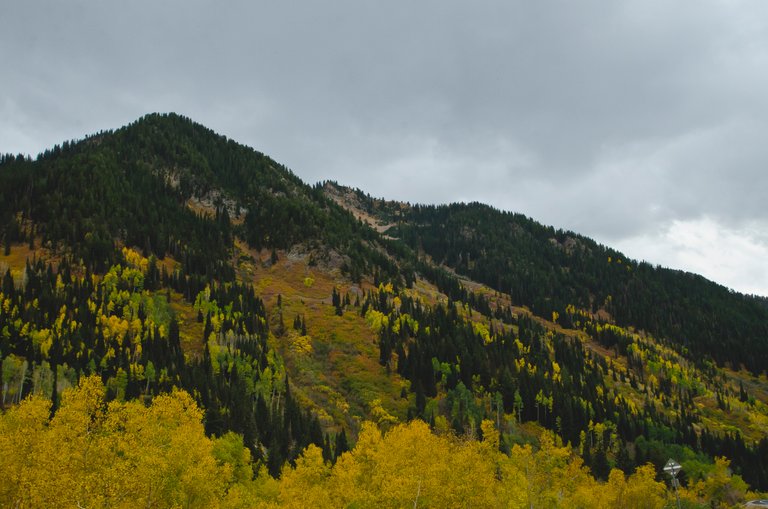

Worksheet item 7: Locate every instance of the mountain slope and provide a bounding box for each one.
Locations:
[1,114,767,494]
[326,184,768,374]
[0,113,399,282]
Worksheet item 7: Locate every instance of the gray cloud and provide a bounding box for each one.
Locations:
[2,0,767,294]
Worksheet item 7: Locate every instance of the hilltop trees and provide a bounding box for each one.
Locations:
[395,202,768,374]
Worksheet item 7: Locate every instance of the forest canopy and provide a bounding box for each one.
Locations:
[0,377,758,509]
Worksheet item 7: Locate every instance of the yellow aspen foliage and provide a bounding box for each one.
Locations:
[25,375,114,508]
[222,475,279,509]
[122,246,149,272]
[393,313,419,335]
[31,328,52,357]
[433,414,451,434]
[620,464,669,508]
[329,422,383,507]
[497,453,529,507]
[480,418,499,452]
[130,317,143,337]
[364,308,388,331]
[101,313,130,341]
[278,445,334,509]
[326,420,499,508]
[0,376,233,508]
[213,432,255,486]
[595,385,604,400]
[682,456,750,508]
[113,389,227,507]
[552,360,562,382]
[0,394,51,506]
[369,398,398,427]
[473,320,492,344]
[391,316,401,334]
[2,383,753,509]
[289,333,313,355]
[510,431,584,508]
[583,466,668,509]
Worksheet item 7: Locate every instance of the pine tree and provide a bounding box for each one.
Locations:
[335,429,349,461]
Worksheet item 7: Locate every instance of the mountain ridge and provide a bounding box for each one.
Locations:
[1,112,767,495]
[322,179,768,373]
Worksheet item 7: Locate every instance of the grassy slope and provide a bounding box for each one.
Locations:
[232,239,410,432]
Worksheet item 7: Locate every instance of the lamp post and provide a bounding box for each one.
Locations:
[663,458,682,509]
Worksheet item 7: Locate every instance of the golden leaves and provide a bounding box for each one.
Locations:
[0,376,232,508]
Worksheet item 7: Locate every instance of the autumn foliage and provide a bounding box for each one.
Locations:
[2,114,766,507]
[0,376,754,508]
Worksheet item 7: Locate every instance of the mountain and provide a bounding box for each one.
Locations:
[1,113,767,503]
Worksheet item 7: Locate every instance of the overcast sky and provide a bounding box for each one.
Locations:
[2,1,767,296]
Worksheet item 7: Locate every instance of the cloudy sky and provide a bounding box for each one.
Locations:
[2,1,767,296]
